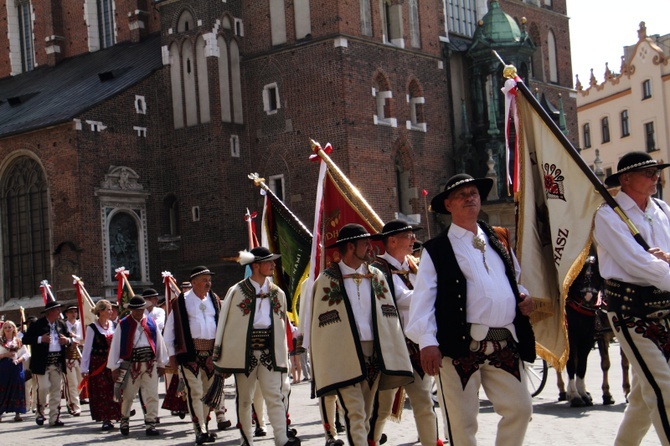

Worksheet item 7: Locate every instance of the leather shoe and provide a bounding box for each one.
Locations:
[35,416,45,426]
[51,420,65,427]
[195,432,216,445]
[254,426,267,437]
[218,419,232,430]
[101,421,114,431]
[146,426,160,436]
[284,438,301,446]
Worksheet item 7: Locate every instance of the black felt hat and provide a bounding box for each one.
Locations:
[125,296,147,310]
[604,151,670,187]
[42,301,62,313]
[375,219,422,239]
[430,174,493,214]
[63,305,78,314]
[190,266,215,280]
[325,223,376,249]
[238,247,281,266]
[141,288,159,299]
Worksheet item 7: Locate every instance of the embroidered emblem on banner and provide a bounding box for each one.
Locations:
[543,163,566,201]
[318,309,341,327]
[381,304,398,318]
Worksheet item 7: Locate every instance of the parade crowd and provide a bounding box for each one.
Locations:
[2,151,670,446]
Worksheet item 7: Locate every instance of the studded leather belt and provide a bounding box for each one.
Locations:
[131,346,155,362]
[604,279,670,320]
[250,329,271,350]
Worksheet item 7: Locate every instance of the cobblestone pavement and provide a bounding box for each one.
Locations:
[0,342,660,445]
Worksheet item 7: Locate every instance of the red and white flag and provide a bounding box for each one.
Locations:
[301,140,384,347]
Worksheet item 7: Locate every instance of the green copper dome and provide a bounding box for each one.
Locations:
[467,0,534,59]
[473,0,521,44]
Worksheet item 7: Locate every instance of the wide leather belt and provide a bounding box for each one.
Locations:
[604,279,670,320]
[250,329,271,350]
[46,352,62,366]
[193,338,214,357]
[131,346,155,362]
[484,328,512,342]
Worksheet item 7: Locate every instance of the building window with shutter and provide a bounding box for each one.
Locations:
[601,117,610,144]
[620,110,630,137]
[583,123,591,148]
[642,79,652,100]
[645,122,656,152]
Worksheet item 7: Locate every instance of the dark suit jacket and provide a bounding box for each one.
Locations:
[23,317,71,374]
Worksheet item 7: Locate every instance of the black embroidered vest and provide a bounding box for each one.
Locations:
[423,221,535,362]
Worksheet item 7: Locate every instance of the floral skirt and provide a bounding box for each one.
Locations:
[88,354,122,421]
[0,358,26,414]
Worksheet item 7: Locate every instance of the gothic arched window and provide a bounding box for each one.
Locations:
[1,157,51,300]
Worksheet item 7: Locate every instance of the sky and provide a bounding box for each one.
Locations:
[567,0,670,87]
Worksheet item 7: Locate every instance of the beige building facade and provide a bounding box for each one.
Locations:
[576,22,670,199]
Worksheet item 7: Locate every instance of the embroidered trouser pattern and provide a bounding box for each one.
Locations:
[235,349,290,446]
[370,367,439,445]
[63,358,82,413]
[435,341,531,446]
[180,359,215,434]
[335,341,381,446]
[609,312,670,446]
[121,360,159,423]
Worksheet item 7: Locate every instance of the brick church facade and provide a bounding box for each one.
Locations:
[0,0,575,314]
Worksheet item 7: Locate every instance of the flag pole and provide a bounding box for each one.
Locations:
[309,139,384,229]
[422,189,431,239]
[248,173,313,238]
[496,53,650,251]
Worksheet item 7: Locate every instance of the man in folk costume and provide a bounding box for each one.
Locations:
[62,305,83,417]
[310,223,413,446]
[594,152,670,445]
[108,295,167,436]
[406,174,536,446]
[23,300,74,426]
[369,220,442,446]
[210,247,300,446]
[163,266,221,445]
[143,288,166,332]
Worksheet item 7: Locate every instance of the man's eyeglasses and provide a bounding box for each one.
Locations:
[394,232,416,240]
[637,169,662,179]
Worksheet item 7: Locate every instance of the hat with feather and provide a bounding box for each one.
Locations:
[238,247,281,266]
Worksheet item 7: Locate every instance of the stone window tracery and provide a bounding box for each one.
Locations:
[1,157,50,302]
